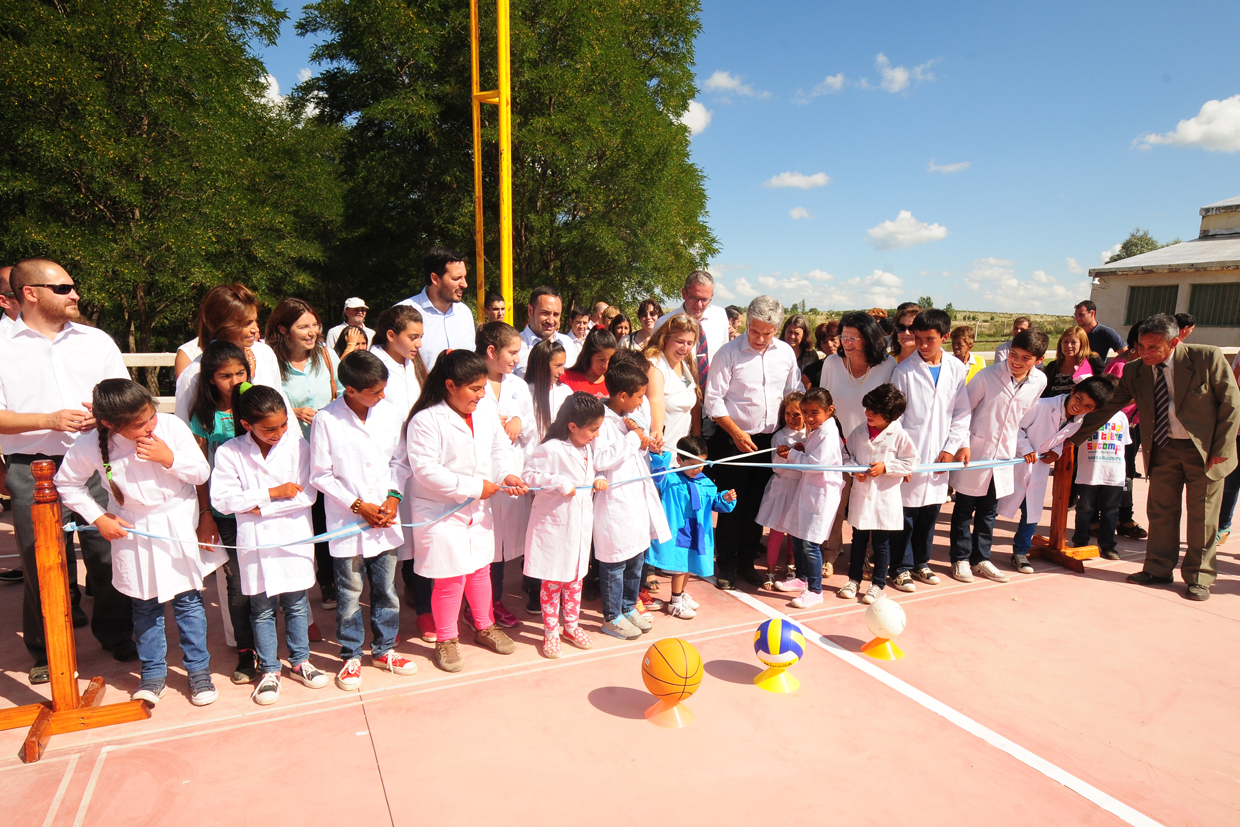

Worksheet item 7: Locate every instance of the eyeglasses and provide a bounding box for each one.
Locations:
[840,335,863,344]
[28,284,77,295]
[895,323,913,333]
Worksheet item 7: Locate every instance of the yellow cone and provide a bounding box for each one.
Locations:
[645,699,695,728]
[754,666,800,693]
[861,637,904,660]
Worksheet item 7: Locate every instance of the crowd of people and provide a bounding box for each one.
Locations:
[0,251,1236,709]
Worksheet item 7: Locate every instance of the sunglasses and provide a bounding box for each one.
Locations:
[29,283,78,295]
[895,323,913,333]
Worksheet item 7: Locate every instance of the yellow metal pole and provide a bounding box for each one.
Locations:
[496,0,514,325]
[469,0,486,322]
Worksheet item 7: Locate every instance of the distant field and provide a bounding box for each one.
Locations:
[804,309,1076,345]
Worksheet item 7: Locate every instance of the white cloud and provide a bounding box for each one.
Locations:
[297,68,312,83]
[866,210,949,250]
[763,171,831,190]
[794,73,848,104]
[806,269,834,281]
[679,100,712,136]
[875,54,910,93]
[711,280,735,301]
[758,276,780,290]
[844,269,905,307]
[702,70,770,100]
[962,258,1090,313]
[733,277,758,298]
[1066,257,1087,275]
[1136,94,1240,153]
[927,159,970,174]
[1100,243,1121,264]
[261,74,285,107]
[789,207,812,220]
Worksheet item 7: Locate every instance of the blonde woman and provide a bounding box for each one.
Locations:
[643,314,700,450]
[1040,325,1103,398]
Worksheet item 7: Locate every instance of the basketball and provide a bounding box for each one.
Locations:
[641,638,703,702]
[865,597,907,639]
[753,618,805,669]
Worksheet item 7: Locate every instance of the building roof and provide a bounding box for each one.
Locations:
[1090,235,1240,277]
[1201,195,1240,216]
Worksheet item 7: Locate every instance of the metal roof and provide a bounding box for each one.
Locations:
[1201,195,1240,215]
[1091,235,1240,276]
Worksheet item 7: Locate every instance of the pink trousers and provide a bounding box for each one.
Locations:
[432,565,493,642]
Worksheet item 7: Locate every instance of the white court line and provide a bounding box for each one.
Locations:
[71,748,109,827]
[41,753,79,827]
[727,589,1165,827]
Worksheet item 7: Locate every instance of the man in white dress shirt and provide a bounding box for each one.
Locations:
[515,285,579,378]
[704,295,802,589]
[655,271,729,380]
[325,297,376,350]
[0,259,136,682]
[0,265,18,335]
[398,247,477,369]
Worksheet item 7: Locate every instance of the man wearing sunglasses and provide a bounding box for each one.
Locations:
[0,258,136,684]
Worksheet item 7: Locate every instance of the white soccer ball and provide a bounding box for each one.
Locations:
[865,597,907,639]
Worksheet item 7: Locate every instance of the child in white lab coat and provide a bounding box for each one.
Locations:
[949,328,1049,584]
[757,391,805,588]
[476,321,536,629]
[523,392,608,658]
[212,384,330,705]
[838,384,919,604]
[1072,377,1128,561]
[311,351,416,690]
[405,350,528,673]
[999,376,1113,573]
[776,388,846,609]
[55,379,222,707]
[593,361,672,640]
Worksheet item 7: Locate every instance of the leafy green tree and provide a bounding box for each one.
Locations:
[917,295,934,308]
[1106,228,1180,263]
[0,0,342,388]
[297,0,718,317]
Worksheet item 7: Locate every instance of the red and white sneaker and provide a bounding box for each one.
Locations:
[561,625,594,649]
[542,634,562,659]
[492,601,520,628]
[373,650,418,676]
[416,613,436,643]
[335,658,362,690]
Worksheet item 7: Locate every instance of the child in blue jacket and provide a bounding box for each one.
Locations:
[647,435,737,619]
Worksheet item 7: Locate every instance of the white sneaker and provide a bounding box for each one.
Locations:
[974,560,1010,583]
[680,592,700,610]
[252,672,281,705]
[291,661,330,689]
[861,585,884,604]
[891,571,916,593]
[951,561,974,583]
[774,577,807,593]
[837,580,860,599]
[667,598,697,619]
[913,567,941,585]
[625,609,653,633]
[790,589,823,608]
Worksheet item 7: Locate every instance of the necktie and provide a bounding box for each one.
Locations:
[695,326,709,384]
[1153,363,1172,447]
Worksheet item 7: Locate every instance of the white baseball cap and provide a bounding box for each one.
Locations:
[344,297,368,310]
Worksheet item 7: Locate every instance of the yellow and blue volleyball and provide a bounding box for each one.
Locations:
[754,618,805,668]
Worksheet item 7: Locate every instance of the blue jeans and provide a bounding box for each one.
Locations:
[249,590,310,674]
[894,504,941,576]
[132,590,210,682]
[333,552,400,660]
[1074,484,1122,553]
[1013,499,1037,555]
[791,537,823,594]
[848,530,890,588]
[217,516,254,651]
[599,552,643,622]
[950,481,998,564]
[1220,436,1240,532]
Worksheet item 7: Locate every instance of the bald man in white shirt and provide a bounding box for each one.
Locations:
[0,259,136,682]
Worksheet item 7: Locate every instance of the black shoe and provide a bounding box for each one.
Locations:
[320,583,338,610]
[1126,571,1173,585]
[739,569,763,587]
[30,664,50,684]
[1099,549,1121,561]
[525,589,540,615]
[0,569,23,584]
[72,605,89,628]
[1185,584,1210,601]
[108,639,139,662]
[581,579,600,602]
[715,578,735,591]
[232,650,258,684]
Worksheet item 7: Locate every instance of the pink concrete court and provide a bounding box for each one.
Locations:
[2,479,1237,827]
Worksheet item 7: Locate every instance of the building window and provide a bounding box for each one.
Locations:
[1124,285,1178,326]
[1188,283,1240,327]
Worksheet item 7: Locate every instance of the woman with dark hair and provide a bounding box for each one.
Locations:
[561,329,617,397]
[781,313,819,371]
[609,313,633,348]
[626,299,663,351]
[890,305,922,364]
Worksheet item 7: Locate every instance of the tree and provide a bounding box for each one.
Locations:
[917,295,934,308]
[0,0,342,388]
[1106,227,1180,263]
[297,0,718,316]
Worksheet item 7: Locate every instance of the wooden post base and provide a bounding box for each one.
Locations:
[1029,535,1100,573]
[0,677,151,763]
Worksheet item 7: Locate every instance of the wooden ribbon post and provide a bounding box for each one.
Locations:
[0,460,150,762]
[1028,443,1099,572]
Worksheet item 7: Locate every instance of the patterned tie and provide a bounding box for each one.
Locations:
[695,327,709,384]
[1153,363,1172,447]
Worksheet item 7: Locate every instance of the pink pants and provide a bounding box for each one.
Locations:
[432,566,493,642]
[767,530,792,570]
[540,579,583,637]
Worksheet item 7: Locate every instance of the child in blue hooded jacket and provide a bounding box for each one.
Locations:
[647,435,737,619]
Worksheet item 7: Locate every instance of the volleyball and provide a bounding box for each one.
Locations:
[753,618,806,669]
[865,597,907,639]
[641,639,703,702]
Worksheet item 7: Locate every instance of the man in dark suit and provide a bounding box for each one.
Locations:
[1075,313,1240,600]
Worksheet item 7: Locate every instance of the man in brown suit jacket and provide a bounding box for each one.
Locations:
[1075,313,1240,600]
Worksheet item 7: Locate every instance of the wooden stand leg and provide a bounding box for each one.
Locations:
[1,461,151,763]
[1027,444,1101,572]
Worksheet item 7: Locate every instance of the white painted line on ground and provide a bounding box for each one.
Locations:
[41,752,78,827]
[727,588,1166,827]
[71,747,109,827]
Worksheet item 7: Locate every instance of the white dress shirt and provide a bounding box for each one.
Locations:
[0,318,130,456]
[655,303,729,366]
[1159,350,1191,440]
[177,337,202,363]
[515,325,579,379]
[397,289,476,369]
[1,314,16,336]
[326,323,375,350]
[704,336,802,435]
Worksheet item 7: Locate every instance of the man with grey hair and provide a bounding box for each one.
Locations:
[703,295,802,589]
[1075,313,1240,601]
[655,270,730,386]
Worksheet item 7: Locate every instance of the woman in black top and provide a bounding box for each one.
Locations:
[1041,325,1104,398]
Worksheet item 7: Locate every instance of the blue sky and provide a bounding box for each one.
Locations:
[258,1,1240,315]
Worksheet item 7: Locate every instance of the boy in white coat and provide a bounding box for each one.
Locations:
[998,377,1112,572]
[593,362,672,640]
[310,351,416,690]
[949,328,1050,584]
[891,310,971,592]
[837,384,919,604]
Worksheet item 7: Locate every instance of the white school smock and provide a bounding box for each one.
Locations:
[650,352,698,450]
[997,395,1083,520]
[755,426,805,535]
[846,420,919,532]
[592,406,672,563]
[949,362,1047,499]
[55,414,222,603]
[371,345,422,422]
[309,397,405,558]
[406,399,518,578]
[893,352,970,508]
[786,420,846,544]
[174,341,283,424]
[522,439,602,582]
[210,429,317,597]
[487,374,536,561]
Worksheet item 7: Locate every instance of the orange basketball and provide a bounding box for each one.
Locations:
[641,638,703,702]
